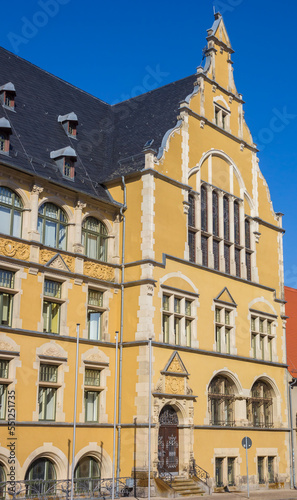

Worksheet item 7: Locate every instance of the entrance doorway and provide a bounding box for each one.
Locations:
[158,405,179,475]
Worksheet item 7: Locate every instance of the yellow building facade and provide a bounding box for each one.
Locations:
[0,12,290,496]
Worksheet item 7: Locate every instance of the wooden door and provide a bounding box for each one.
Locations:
[158,406,179,474]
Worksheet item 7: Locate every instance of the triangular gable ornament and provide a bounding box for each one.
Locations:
[162,351,189,376]
[214,287,237,306]
[45,253,71,272]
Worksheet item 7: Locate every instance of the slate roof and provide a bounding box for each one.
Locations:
[0,46,197,202]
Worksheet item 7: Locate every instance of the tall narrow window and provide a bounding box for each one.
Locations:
[234,201,240,245]
[0,187,22,238]
[245,219,252,281]
[235,248,241,277]
[212,191,219,236]
[84,369,101,422]
[245,219,250,249]
[0,360,9,420]
[213,240,219,271]
[201,185,207,232]
[201,235,208,266]
[228,458,235,486]
[0,269,14,326]
[223,196,229,240]
[39,365,58,421]
[209,376,235,426]
[224,244,230,274]
[38,203,67,250]
[188,195,196,263]
[43,280,61,334]
[258,457,265,484]
[82,217,108,262]
[88,290,104,340]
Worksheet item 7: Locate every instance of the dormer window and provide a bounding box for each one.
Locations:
[0,118,12,154]
[58,112,78,138]
[63,158,75,179]
[0,83,16,110]
[50,146,77,181]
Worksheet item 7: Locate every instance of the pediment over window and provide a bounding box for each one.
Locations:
[45,253,71,272]
[214,287,237,306]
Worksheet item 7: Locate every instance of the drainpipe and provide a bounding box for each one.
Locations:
[116,177,127,482]
[289,378,297,488]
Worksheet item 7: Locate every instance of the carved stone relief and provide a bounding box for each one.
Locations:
[84,261,115,282]
[0,238,30,261]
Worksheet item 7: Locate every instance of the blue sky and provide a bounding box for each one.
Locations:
[2,0,297,286]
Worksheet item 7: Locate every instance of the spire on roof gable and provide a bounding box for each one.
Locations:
[207,12,233,51]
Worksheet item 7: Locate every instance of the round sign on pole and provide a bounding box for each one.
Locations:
[242,436,252,449]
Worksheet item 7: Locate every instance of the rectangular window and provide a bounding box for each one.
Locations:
[85,391,99,422]
[215,308,221,323]
[215,458,224,487]
[88,289,104,340]
[185,300,191,316]
[216,326,221,352]
[188,231,195,262]
[201,236,208,266]
[186,319,191,347]
[224,244,230,274]
[43,280,61,334]
[234,202,240,245]
[174,317,180,345]
[0,384,7,420]
[163,295,169,311]
[0,360,8,379]
[0,269,14,327]
[215,306,233,354]
[235,248,241,277]
[258,457,265,484]
[39,386,56,421]
[268,457,275,483]
[268,338,273,361]
[188,195,195,227]
[162,315,169,344]
[213,240,219,270]
[260,336,265,360]
[85,369,100,387]
[246,251,251,281]
[40,364,57,383]
[174,298,181,314]
[225,329,230,354]
[212,192,219,236]
[201,186,207,232]
[228,458,235,486]
[251,334,256,358]
[223,197,229,240]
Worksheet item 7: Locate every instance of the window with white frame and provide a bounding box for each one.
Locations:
[87,289,105,340]
[38,364,59,421]
[84,368,102,422]
[0,359,9,420]
[0,269,15,327]
[250,312,276,361]
[215,306,233,354]
[214,103,230,131]
[162,291,194,346]
[43,279,63,334]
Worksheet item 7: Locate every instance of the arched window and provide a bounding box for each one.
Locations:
[25,458,56,495]
[75,456,100,493]
[201,185,207,232]
[0,187,22,237]
[208,376,235,426]
[38,203,67,250]
[247,379,273,428]
[82,217,108,262]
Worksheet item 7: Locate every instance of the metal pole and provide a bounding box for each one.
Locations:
[148,338,152,500]
[289,380,297,488]
[245,439,249,499]
[70,324,80,500]
[112,332,119,500]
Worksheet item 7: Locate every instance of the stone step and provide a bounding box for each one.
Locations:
[170,477,205,497]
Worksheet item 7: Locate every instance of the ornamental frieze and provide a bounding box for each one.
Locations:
[0,238,30,261]
[39,249,75,272]
[84,261,115,282]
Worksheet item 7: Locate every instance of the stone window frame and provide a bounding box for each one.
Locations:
[82,284,111,342]
[33,353,68,423]
[213,102,230,131]
[82,359,109,424]
[38,363,60,422]
[213,452,240,489]
[213,298,237,355]
[161,286,196,347]
[0,263,23,330]
[249,309,277,362]
[0,354,15,420]
[37,201,68,252]
[42,277,66,335]
[256,454,278,484]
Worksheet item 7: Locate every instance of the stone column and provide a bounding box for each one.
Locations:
[28,185,43,242]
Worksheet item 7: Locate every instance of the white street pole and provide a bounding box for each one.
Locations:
[112,332,119,500]
[148,338,152,500]
[245,439,249,499]
[70,324,80,500]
